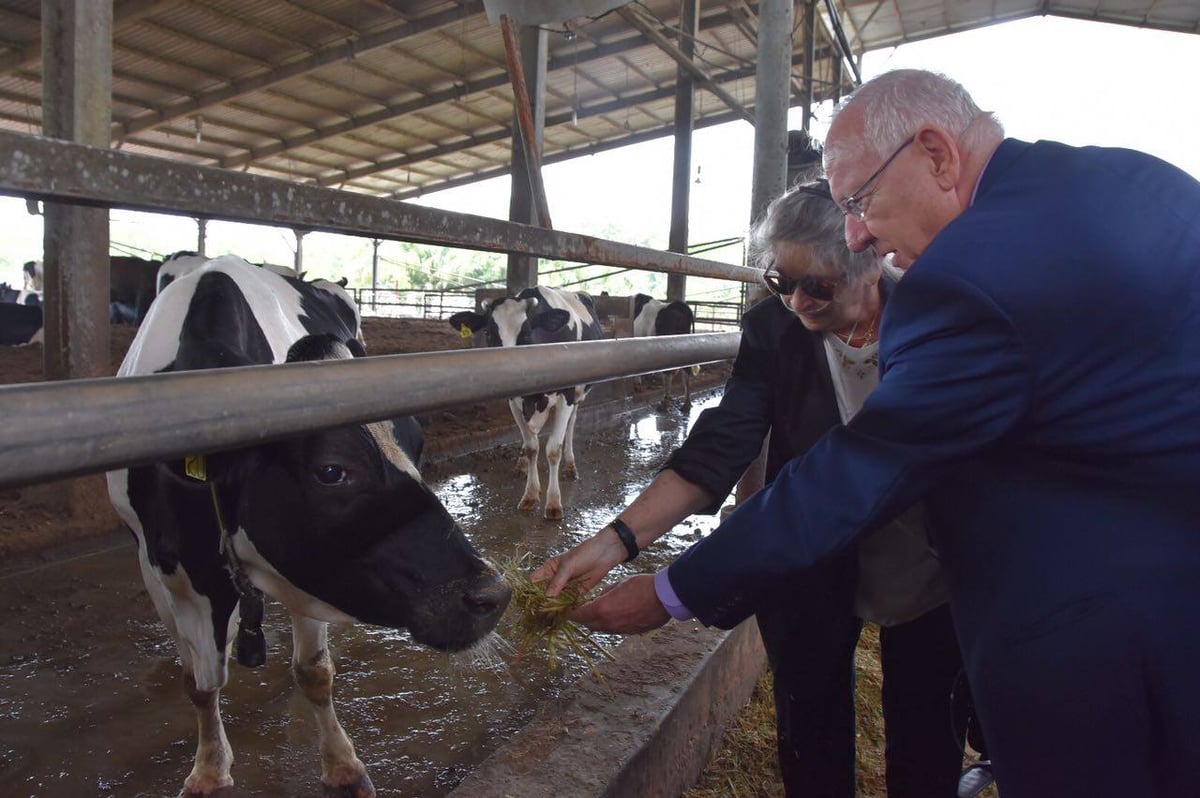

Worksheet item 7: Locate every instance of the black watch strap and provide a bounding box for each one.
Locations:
[610,517,639,562]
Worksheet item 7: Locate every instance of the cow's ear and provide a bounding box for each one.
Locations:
[345,338,367,358]
[336,276,348,287]
[532,308,571,332]
[448,310,486,332]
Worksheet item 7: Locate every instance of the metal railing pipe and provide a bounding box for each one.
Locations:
[0,332,740,491]
[0,130,761,284]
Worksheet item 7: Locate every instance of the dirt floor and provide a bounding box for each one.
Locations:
[0,317,731,558]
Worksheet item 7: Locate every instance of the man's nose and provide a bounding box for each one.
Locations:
[844,215,873,253]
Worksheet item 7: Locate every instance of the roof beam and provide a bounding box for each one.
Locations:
[114,0,484,138]
[617,5,754,125]
[386,106,751,202]
[320,56,792,189]
[216,13,750,170]
[0,0,186,74]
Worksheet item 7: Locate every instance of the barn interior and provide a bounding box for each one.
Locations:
[0,1,1196,796]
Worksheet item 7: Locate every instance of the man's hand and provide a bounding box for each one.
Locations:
[568,574,670,634]
[531,527,627,597]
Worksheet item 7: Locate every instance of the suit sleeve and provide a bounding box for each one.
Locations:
[658,307,776,514]
[668,268,1034,627]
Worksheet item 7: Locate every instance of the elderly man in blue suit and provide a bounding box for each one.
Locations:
[566,69,1200,797]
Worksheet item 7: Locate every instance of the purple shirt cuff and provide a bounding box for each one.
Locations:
[654,567,695,621]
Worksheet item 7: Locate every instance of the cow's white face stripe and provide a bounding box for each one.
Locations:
[366,422,421,480]
[489,298,530,348]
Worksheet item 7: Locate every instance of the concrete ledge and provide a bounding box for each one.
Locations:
[448,618,765,798]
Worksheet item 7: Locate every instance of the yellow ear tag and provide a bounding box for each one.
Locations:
[459,323,473,339]
[184,454,207,481]
[691,364,701,376]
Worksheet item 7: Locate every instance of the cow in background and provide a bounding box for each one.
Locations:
[0,281,42,345]
[449,286,603,520]
[156,251,208,295]
[108,255,509,797]
[0,302,42,345]
[0,282,40,306]
[632,293,695,411]
[22,259,42,292]
[109,255,162,323]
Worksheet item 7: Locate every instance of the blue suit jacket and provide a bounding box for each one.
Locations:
[669,140,1200,779]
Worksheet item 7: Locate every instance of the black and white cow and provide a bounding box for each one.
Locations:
[449,286,603,520]
[106,255,510,797]
[632,293,695,411]
[0,301,42,345]
[155,250,209,296]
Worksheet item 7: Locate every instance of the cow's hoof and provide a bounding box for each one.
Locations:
[544,506,564,521]
[321,771,375,798]
[563,464,578,480]
[518,498,538,512]
[656,401,669,412]
[181,784,235,798]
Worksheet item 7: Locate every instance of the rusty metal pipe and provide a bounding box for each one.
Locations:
[0,130,760,284]
[0,333,740,491]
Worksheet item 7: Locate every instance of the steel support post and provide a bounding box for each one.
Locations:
[506,24,547,296]
[739,0,794,504]
[667,0,699,304]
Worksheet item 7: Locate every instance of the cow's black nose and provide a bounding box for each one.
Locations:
[463,577,512,618]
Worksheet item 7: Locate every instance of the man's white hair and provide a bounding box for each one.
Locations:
[824,69,1003,173]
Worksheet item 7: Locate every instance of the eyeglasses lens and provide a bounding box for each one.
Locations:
[764,272,836,302]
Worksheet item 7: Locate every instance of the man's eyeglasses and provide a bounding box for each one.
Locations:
[839,135,915,220]
[762,270,840,302]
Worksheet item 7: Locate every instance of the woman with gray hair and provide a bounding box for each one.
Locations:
[535,179,971,797]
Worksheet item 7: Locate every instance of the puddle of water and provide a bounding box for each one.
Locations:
[0,389,728,797]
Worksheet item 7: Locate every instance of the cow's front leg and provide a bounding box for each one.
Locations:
[543,398,575,520]
[508,399,536,477]
[181,668,234,797]
[657,369,675,412]
[292,615,374,798]
[681,367,692,410]
[561,399,581,481]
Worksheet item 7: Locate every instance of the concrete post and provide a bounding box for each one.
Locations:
[371,238,381,311]
[666,0,698,304]
[41,0,112,382]
[196,217,207,257]
[37,0,115,529]
[294,229,307,274]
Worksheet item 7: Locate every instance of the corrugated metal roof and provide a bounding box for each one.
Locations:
[0,1,1194,201]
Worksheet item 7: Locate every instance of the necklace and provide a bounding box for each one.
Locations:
[829,310,880,376]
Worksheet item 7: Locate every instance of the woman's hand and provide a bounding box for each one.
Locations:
[531,526,627,596]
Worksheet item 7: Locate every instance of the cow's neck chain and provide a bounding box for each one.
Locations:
[206,481,269,668]
[206,482,257,599]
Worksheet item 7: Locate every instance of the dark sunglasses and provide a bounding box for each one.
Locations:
[762,270,840,302]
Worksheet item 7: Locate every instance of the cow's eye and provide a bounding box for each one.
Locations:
[314,464,348,485]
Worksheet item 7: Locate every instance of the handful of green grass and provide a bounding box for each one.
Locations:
[501,550,615,684]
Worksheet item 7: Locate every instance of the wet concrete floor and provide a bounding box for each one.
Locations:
[0,389,724,798]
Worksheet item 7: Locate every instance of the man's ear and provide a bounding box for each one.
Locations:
[916,126,960,190]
